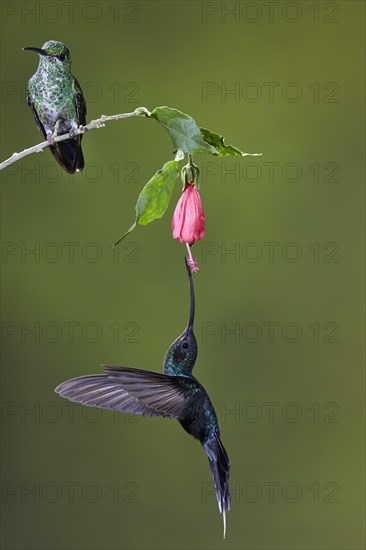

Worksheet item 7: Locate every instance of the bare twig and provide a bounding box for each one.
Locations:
[0,107,151,171]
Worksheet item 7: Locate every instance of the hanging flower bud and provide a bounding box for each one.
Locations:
[172,157,204,272]
[172,182,205,246]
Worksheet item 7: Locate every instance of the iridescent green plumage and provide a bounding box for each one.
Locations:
[24,40,86,173]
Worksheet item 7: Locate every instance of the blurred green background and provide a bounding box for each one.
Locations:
[1,1,365,549]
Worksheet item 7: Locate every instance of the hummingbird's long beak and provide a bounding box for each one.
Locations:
[23,47,48,56]
[184,258,195,331]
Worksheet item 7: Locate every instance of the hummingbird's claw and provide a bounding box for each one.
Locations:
[47,134,56,146]
[68,127,78,139]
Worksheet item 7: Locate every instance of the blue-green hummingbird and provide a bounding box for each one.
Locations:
[55,259,231,536]
[24,40,86,174]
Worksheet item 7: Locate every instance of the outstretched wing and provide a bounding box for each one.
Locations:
[27,90,47,139]
[55,365,195,419]
[72,77,87,126]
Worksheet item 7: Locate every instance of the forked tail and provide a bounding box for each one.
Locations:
[203,433,231,538]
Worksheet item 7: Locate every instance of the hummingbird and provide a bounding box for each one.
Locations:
[55,259,231,536]
[24,40,86,174]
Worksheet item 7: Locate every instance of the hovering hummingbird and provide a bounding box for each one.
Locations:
[55,260,231,536]
[24,40,86,174]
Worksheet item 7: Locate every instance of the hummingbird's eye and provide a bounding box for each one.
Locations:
[57,53,66,62]
[182,342,188,349]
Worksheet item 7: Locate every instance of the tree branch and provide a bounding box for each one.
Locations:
[0,107,151,171]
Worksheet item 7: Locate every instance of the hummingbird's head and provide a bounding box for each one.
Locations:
[23,41,71,70]
[163,259,198,376]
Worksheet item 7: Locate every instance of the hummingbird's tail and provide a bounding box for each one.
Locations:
[50,135,84,174]
[203,433,231,538]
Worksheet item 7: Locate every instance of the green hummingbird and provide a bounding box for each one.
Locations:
[55,259,231,537]
[24,40,86,174]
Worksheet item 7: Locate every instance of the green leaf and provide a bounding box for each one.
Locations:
[113,160,180,247]
[150,106,217,155]
[200,127,262,157]
[137,160,179,225]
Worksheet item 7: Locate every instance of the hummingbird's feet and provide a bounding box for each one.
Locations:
[47,134,56,146]
[68,127,78,139]
[49,120,64,143]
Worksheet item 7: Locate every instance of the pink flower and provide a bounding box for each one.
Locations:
[172,183,205,246]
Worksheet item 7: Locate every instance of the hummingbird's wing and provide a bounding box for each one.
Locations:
[72,77,87,126]
[26,82,85,173]
[55,366,194,419]
[26,90,47,139]
[47,75,86,173]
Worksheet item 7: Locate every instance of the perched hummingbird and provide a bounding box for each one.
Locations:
[24,40,86,174]
[55,260,231,536]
